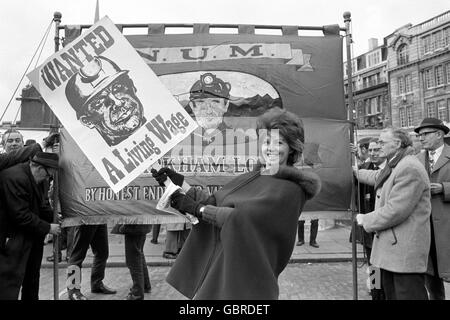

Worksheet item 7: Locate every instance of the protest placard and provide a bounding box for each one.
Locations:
[27,16,197,193]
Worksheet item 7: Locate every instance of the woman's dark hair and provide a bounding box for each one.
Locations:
[256,107,304,165]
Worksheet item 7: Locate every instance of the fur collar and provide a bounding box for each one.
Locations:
[255,163,321,200]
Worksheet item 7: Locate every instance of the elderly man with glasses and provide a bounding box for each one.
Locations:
[354,127,431,300]
[414,118,450,300]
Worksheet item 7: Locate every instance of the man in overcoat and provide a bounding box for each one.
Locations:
[0,152,61,300]
[414,118,450,300]
[356,128,431,300]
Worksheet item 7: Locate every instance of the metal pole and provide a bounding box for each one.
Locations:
[344,11,358,301]
[54,12,61,52]
[52,11,62,301]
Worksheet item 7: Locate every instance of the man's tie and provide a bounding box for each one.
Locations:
[429,150,436,172]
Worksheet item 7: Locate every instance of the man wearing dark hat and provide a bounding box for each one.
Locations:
[65,55,146,146]
[414,117,450,299]
[0,152,61,300]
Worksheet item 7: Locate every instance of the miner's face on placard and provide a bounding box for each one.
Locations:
[188,73,231,130]
[66,56,146,146]
[81,76,144,143]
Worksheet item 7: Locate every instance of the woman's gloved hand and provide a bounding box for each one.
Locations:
[170,190,204,217]
[151,167,184,187]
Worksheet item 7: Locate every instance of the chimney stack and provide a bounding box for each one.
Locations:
[368,38,378,50]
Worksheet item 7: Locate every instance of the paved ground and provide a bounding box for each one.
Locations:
[37,222,450,300]
[39,262,450,300]
[39,262,372,300]
[41,221,365,267]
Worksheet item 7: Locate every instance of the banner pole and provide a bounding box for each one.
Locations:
[52,11,62,301]
[343,11,358,301]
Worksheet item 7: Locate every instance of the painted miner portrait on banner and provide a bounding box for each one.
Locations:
[65,55,147,146]
[187,72,232,132]
[160,71,282,147]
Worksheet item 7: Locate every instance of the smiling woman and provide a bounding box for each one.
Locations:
[151,107,322,300]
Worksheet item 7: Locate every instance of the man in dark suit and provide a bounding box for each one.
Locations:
[414,118,450,300]
[0,152,61,300]
[66,223,117,300]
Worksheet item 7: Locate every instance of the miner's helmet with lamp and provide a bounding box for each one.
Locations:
[65,55,130,119]
[189,73,231,100]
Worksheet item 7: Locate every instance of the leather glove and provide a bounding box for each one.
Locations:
[151,167,184,187]
[170,190,204,217]
[201,194,216,206]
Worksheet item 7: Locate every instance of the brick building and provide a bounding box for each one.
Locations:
[344,38,390,129]
[386,10,450,129]
[345,10,450,132]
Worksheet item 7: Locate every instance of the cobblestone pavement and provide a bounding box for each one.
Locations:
[36,262,400,300]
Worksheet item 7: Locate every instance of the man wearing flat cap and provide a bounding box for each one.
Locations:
[415,117,450,299]
[0,152,61,300]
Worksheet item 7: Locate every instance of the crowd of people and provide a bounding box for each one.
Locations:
[353,118,450,300]
[0,113,449,300]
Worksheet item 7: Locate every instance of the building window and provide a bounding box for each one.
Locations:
[424,69,434,89]
[368,74,379,86]
[357,100,364,117]
[370,97,378,115]
[433,30,443,50]
[399,107,406,127]
[423,35,432,54]
[444,27,450,47]
[435,65,444,86]
[376,96,382,113]
[427,101,436,118]
[365,99,370,115]
[397,44,409,65]
[406,106,413,127]
[405,74,412,93]
[437,100,448,122]
[446,63,450,84]
[367,51,381,67]
[398,77,405,95]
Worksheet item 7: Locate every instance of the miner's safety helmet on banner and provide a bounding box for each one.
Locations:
[189,73,231,100]
[65,56,129,118]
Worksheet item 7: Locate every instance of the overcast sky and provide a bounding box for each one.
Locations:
[0,0,448,122]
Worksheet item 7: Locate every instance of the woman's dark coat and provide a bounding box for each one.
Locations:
[166,165,321,300]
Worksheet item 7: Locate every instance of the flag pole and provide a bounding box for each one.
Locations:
[52,11,62,301]
[344,11,358,301]
[94,0,100,23]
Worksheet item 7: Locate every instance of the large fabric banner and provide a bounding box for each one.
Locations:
[27,17,198,194]
[59,21,352,226]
